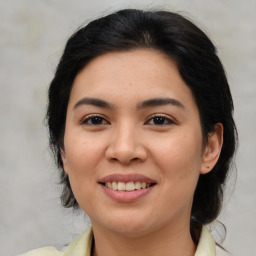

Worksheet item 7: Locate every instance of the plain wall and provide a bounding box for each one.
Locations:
[1,0,255,255]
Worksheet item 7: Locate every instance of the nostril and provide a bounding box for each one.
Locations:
[105,141,147,164]
[109,157,140,165]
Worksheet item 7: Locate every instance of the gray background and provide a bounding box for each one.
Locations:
[0,0,255,256]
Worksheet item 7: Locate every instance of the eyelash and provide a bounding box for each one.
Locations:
[145,114,176,126]
[80,114,109,125]
[80,114,176,126]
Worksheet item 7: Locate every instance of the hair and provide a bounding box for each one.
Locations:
[46,9,237,240]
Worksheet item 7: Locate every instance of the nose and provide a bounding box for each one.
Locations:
[105,123,147,165]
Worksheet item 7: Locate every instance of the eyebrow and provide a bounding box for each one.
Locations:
[73,97,184,110]
[137,98,184,109]
[73,97,114,110]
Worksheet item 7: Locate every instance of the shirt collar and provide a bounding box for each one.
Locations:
[63,227,93,256]
[64,226,216,256]
[195,226,216,256]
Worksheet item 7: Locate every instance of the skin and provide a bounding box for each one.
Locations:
[61,49,223,256]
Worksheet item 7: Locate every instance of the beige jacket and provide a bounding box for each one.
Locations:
[18,226,230,256]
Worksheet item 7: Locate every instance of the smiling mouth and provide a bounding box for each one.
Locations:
[102,181,155,191]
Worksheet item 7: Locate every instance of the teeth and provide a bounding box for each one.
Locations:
[117,182,126,191]
[126,181,135,191]
[112,181,118,190]
[107,182,112,189]
[105,181,152,191]
[135,181,141,190]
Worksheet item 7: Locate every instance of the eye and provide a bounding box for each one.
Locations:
[81,115,109,125]
[145,115,175,126]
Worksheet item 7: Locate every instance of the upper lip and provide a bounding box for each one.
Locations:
[98,173,157,184]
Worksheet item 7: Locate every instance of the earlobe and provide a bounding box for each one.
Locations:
[200,123,223,174]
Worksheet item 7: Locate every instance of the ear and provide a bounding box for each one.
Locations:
[200,123,223,174]
[61,149,69,174]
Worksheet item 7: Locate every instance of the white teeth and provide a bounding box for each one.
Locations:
[135,181,141,190]
[112,181,118,190]
[107,182,112,189]
[126,182,135,191]
[105,181,152,191]
[117,182,126,191]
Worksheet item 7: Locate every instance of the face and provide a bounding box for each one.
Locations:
[61,49,218,237]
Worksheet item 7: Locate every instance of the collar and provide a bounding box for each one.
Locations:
[195,226,216,256]
[64,226,216,256]
[63,227,93,256]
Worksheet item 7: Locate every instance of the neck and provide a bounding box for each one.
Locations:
[91,222,196,256]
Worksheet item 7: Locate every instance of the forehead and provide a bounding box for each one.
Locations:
[74,49,178,87]
[69,49,197,111]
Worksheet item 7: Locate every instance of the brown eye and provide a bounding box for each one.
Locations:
[81,115,109,125]
[146,115,175,126]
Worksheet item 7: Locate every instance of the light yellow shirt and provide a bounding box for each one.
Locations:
[18,226,229,256]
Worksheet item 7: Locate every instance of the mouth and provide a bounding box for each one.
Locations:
[98,174,156,202]
[102,181,155,191]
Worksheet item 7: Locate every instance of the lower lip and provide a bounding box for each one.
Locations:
[101,185,155,202]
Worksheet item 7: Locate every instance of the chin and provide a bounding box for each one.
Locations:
[107,223,153,238]
[92,210,156,237]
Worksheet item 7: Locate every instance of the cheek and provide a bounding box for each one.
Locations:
[156,133,201,165]
[62,135,105,199]
[64,132,105,172]
[151,131,203,189]
[63,142,99,209]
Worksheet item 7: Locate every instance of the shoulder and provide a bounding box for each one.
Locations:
[17,227,93,256]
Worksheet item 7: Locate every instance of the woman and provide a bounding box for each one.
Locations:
[20,9,237,256]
